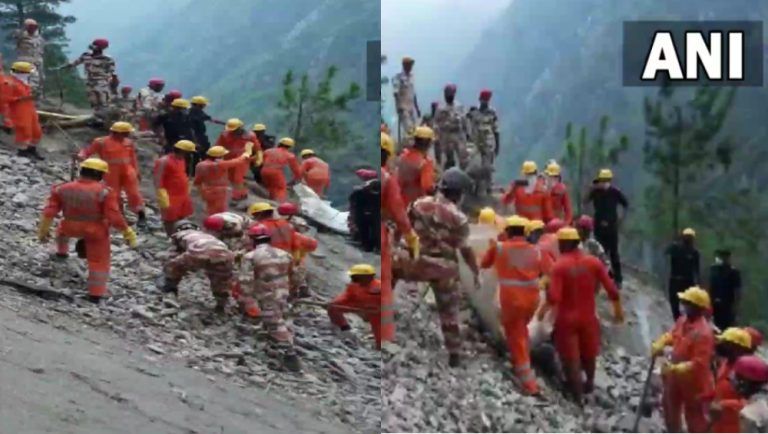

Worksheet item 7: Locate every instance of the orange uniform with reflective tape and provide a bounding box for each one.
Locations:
[194,158,246,216]
[300,156,330,197]
[214,131,260,200]
[328,279,382,348]
[6,75,41,147]
[43,178,128,297]
[255,218,317,256]
[537,232,559,264]
[549,182,572,224]
[153,154,193,222]
[396,147,435,206]
[701,362,745,433]
[261,147,301,202]
[79,135,144,213]
[502,179,553,222]
[0,73,14,128]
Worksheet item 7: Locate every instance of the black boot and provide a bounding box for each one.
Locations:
[17,148,31,158]
[27,147,45,161]
[87,295,102,304]
[136,210,148,229]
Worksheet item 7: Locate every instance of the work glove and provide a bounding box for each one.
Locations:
[405,230,420,259]
[37,217,53,243]
[122,227,138,248]
[611,299,625,324]
[662,362,692,376]
[292,249,303,264]
[253,150,263,166]
[651,332,673,357]
[243,142,254,158]
[156,188,170,209]
[538,275,550,292]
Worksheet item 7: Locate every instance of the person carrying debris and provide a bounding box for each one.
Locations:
[584,168,628,288]
[704,355,768,433]
[189,96,224,164]
[396,125,436,206]
[77,121,147,228]
[38,158,137,303]
[241,223,301,371]
[194,145,254,216]
[13,18,44,98]
[393,167,478,367]
[261,137,301,202]
[162,220,235,314]
[574,215,610,269]
[328,264,382,349]
[709,249,742,331]
[480,215,551,395]
[665,227,701,320]
[466,89,499,195]
[153,140,197,236]
[299,149,330,198]
[651,286,715,433]
[215,119,261,202]
[136,78,165,131]
[392,56,420,147]
[433,84,470,169]
[544,161,572,224]
[502,161,553,222]
[5,61,43,160]
[63,38,117,112]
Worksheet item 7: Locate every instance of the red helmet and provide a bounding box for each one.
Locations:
[355,168,378,181]
[148,77,165,87]
[277,202,299,216]
[247,224,271,239]
[444,84,457,94]
[167,89,182,99]
[92,38,109,49]
[202,215,225,232]
[479,89,492,101]
[545,218,566,234]
[746,327,764,350]
[120,85,133,94]
[575,215,594,231]
[734,355,768,382]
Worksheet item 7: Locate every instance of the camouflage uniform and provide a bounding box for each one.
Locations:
[393,193,470,357]
[136,87,164,129]
[580,237,610,269]
[72,52,116,110]
[392,71,418,145]
[240,243,295,352]
[211,212,250,252]
[433,102,470,170]
[467,106,498,193]
[102,95,136,127]
[165,230,235,306]
[14,29,44,97]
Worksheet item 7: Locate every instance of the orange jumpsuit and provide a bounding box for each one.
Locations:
[261,147,301,202]
[396,147,435,206]
[300,156,330,197]
[6,75,41,148]
[78,136,144,213]
[43,178,128,297]
[194,157,246,216]
[701,362,745,433]
[549,182,573,224]
[537,232,560,263]
[0,73,14,128]
[153,154,193,222]
[328,279,382,348]
[661,315,715,433]
[214,131,260,200]
[481,236,550,392]
[502,179,553,222]
[381,167,411,343]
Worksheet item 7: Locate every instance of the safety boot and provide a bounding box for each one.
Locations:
[87,295,102,304]
[136,211,148,230]
[27,147,45,161]
[16,148,31,158]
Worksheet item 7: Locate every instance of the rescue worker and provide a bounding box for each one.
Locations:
[349,170,380,251]
[189,96,224,164]
[215,118,262,202]
[64,38,117,111]
[709,249,742,331]
[38,158,137,303]
[502,161,553,222]
[396,125,435,206]
[162,220,235,314]
[481,215,551,394]
[6,61,43,160]
[194,144,254,216]
[276,202,311,234]
[77,121,147,228]
[545,161,572,224]
[380,132,419,344]
[154,140,197,236]
[241,223,301,371]
[329,264,382,348]
[651,286,715,433]
[261,137,301,202]
[392,56,420,146]
[745,327,763,354]
[393,168,478,367]
[542,226,623,404]
[249,123,274,182]
[466,89,499,195]
[14,18,44,98]
[665,227,700,320]
[585,168,628,288]
[526,219,545,244]
[537,218,565,263]
[0,58,14,131]
[707,355,768,433]
[299,149,330,198]
[153,98,195,155]
[574,215,610,269]
[136,77,165,131]
[712,328,753,397]
[478,207,505,233]
[433,84,470,169]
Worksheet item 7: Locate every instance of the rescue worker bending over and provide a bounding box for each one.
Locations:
[214,118,262,202]
[328,264,382,349]
[261,137,301,202]
[299,149,330,198]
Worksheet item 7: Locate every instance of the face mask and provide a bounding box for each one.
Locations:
[12,72,30,84]
[601,182,611,189]
[525,175,537,193]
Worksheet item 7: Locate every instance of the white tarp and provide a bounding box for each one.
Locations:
[293,184,350,235]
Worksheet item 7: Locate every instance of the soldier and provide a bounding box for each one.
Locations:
[189,96,224,163]
[433,84,470,170]
[14,18,45,98]
[392,56,420,147]
[467,89,499,195]
[64,38,118,112]
[136,78,165,131]
[241,224,301,372]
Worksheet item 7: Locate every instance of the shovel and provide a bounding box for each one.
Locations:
[633,355,657,432]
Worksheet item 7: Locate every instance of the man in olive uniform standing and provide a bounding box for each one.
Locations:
[14,18,45,98]
[433,84,470,170]
[64,38,118,113]
[467,89,499,195]
[392,56,420,147]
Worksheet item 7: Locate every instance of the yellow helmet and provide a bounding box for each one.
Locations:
[248,202,274,215]
[478,207,496,225]
[225,118,244,131]
[717,327,752,349]
[190,96,208,106]
[682,227,696,237]
[505,215,528,228]
[677,286,711,310]
[521,161,538,175]
[206,146,229,158]
[252,123,266,132]
[597,168,613,180]
[545,161,561,176]
[110,121,134,133]
[413,126,435,140]
[557,227,580,241]
[300,149,315,158]
[348,264,376,276]
[279,137,295,148]
[525,219,545,236]
[171,98,190,109]
[11,61,33,73]
[381,132,395,156]
[174,140,196,152]
[80,158,109,173]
